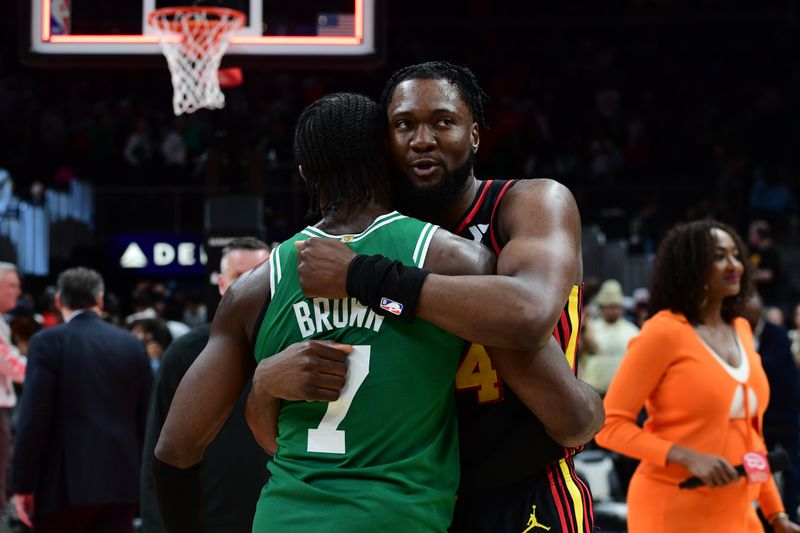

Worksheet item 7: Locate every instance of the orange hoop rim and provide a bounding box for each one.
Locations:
[146,6,246,32]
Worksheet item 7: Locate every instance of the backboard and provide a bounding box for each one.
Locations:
[22,0,384,68]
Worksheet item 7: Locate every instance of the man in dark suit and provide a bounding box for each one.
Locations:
[10,267,152,532]
[744,292,800,522]
[140,237,270,533]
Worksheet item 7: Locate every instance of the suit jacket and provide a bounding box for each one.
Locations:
[758,321,800,427]
[140,324,269,533]
[11,311,152,517]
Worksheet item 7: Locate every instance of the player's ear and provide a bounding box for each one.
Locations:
[470,123,480,154]
[298,165,307,183]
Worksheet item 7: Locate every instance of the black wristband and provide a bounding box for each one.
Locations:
[346,254,430,323]
[152,456,204,533]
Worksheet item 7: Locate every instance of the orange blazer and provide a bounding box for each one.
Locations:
[595,310,783,517]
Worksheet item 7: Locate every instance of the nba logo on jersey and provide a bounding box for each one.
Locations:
[379,298,403,316]
[341,235,354,243]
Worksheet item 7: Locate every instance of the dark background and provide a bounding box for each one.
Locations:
[2,0,799,317]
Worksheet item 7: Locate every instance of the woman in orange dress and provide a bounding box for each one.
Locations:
[596,220,800,533]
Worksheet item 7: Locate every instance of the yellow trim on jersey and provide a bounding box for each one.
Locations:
[564,285,581,370]
[558,458,585,533]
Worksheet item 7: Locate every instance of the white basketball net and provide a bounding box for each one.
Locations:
[148,8,245,116]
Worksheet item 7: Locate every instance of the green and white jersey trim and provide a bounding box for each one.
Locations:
[300,211,405,242]
[411,222,436,267]
[296,211,438,268]
[268,240,283,299]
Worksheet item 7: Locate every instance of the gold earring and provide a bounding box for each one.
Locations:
[699,284,709,308]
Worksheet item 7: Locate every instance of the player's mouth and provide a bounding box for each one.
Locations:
[410,159,441,178]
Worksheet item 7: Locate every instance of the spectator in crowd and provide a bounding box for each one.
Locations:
[124,117,154,170]
[742,292,800,522]
[10,267,152,532]
[748,219,784,309]
[180,295,206,330]
[748,171,798,235]
[36,287,60,328]
[596,220,800,533]
[767,306,787,327]
[140,237,270,533]
[129,318,173,375]
[101,292,124,327]
[790,303,800,368]
[160,117,187,180]
[125,288,156,325]
[9,314,41,356]
[629,287,651,328]
[126,285,190,341]
[0,263,26,520]
[579,279,640,395]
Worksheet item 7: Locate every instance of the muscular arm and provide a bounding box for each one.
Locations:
[155,263,268,467]
[415,180,580,350]
[296,181,577,350]
[487,339,604,448]
[414,182,603,446]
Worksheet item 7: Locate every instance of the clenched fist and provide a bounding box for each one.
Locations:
[295,238,356,299]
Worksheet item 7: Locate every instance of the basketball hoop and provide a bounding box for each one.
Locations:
[147,7,245,116]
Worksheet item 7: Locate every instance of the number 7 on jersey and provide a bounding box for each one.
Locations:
[307,345,371,454]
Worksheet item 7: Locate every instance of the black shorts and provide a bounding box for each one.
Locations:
[450,458,594,533]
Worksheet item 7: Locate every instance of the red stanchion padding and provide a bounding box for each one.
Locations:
[218,67,244,88]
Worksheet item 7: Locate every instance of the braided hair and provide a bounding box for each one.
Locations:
[649,219,752,324]
[294,92,383,217]
[379,61,489,127]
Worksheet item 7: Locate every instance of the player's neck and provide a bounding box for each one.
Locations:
[316,201,392,235]
[437,177,481,229]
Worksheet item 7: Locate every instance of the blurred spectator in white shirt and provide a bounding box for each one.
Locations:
[579,279,640,395]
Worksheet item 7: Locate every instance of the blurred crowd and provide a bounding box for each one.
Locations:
[8,278,208,380]
[1,3,799,243]
[580,217,800,396]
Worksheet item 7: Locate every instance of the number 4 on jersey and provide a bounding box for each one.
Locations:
[455,344,502,403]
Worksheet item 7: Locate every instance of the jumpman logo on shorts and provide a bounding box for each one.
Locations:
[522,504,551,532]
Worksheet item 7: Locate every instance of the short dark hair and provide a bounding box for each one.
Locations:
[222,237,269,259]
[649,220,751,324]
[293,92,383,217]
[380,61,489,128]
[57,267,104,310]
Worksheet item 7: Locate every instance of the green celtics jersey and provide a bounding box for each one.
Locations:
[252,211,466,533]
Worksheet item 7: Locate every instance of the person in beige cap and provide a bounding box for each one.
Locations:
[580,279,640,394]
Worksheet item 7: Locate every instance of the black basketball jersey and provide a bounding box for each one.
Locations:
[452,179,584,494]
